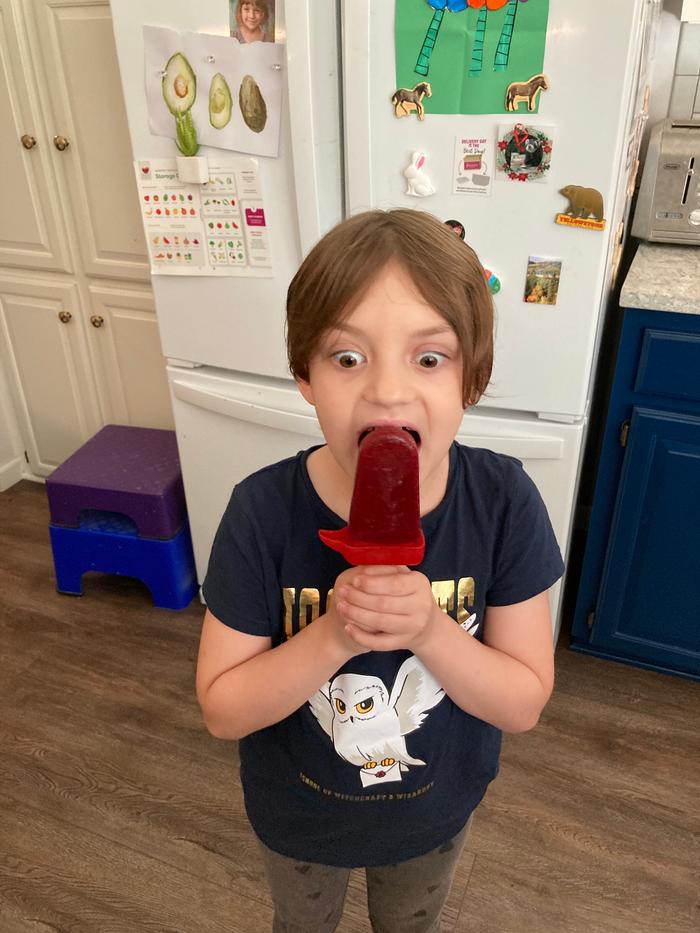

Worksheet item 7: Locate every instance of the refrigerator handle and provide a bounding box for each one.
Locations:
[455,434,563,460]
[342,0,372,210]
[171,379,323,438]
[285,0,322,255]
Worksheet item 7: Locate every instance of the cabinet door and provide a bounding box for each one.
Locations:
[0,276,102,475]
[591,407,700,676]
[29,0,149,281]
[86,284,174,430]
[0,0,72,272]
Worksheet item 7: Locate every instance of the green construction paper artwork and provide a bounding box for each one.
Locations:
[395,0,550,115]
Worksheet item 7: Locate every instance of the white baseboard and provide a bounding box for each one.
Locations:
[0,457,25,492]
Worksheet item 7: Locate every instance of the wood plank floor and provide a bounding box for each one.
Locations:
[1,480,698,933]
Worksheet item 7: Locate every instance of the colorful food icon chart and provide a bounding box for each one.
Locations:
[134,158,271,276]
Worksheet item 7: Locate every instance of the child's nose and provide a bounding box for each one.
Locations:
[364,361,411,407]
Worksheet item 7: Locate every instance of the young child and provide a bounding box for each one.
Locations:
[231,0,273,44]
[196,209,563,933]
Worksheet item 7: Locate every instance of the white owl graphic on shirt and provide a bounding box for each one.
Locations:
[308,614,478,787]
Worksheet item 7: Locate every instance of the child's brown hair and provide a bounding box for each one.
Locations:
[286,209,494,407]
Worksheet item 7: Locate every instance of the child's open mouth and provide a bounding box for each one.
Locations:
[358,426,421,447]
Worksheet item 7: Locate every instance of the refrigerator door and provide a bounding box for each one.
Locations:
[168,366,323,584]
[110,0,343,378]
[342,0,649,420]
[169,366,581,637]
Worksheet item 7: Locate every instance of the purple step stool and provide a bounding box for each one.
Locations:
[46,425,186,539]
[46,425,197,611]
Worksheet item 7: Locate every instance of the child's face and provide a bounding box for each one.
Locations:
[296,261,465,514]
[240,2,265,29]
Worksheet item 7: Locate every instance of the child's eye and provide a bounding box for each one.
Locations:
[332,350,365,368]
[416,351,446,369]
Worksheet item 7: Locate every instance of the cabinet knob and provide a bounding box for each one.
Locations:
[21,134,37,150]
[58,311,72,324]
[90,315,104,328]
[53,135,70,151]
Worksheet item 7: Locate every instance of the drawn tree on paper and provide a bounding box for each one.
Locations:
[397,0,549,114]
[467,0,525,75]
[415,0,468,77]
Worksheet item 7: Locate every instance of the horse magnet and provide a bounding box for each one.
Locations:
[392,82,432,120]
[505,74,549,113]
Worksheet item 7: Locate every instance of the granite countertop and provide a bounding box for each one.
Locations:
[620,242,700,315]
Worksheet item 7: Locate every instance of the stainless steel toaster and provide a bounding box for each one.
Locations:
[632,119,700,244]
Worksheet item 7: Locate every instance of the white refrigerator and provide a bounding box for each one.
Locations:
[110,0,660,636]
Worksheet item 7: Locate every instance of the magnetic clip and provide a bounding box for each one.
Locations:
[176,156,210,184]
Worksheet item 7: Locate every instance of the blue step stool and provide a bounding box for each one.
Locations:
[49,510,198,611]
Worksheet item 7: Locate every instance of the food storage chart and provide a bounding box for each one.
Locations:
[134,157,271,276]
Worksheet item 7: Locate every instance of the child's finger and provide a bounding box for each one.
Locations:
[352,572,416,597]
[341,585,411,616]
[356,564,410,576]
[339,598,404,630]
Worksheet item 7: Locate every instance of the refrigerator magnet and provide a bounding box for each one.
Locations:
[403,152,436,197]
[496,123,552,182]
[392,82,433,120]
[483,268,501,294]
[524,256,562,305]
[505,74,550,113]
[555,186,606,231]
[445,219,466,239]
[454,135,492,195]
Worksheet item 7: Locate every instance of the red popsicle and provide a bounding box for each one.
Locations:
[319,426,425,565]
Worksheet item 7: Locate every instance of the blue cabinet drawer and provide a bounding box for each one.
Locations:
[634,328,700,402]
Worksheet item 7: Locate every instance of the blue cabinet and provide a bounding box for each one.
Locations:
[571,307,700,681]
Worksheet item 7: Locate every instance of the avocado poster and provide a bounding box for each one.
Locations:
[144,26,283,158]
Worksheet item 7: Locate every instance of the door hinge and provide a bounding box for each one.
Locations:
[586,610,595,632]
[619,420,630,447]
[23,450,29,464]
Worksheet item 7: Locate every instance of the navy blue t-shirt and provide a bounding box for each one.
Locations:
[203,442,564,868]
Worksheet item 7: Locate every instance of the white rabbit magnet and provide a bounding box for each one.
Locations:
[403,151,435,198]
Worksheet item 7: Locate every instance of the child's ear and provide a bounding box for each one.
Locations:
[295,376,315,407]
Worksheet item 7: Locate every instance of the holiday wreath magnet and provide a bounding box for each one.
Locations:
[496,123,552,182]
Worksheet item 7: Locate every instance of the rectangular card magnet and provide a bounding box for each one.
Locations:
[453,135,493,195]
[524,256,562,305]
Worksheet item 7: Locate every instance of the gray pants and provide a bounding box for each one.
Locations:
[258,822,470,933]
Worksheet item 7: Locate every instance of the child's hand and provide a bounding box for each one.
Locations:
[325,566,373,657]
[334,566,440,652]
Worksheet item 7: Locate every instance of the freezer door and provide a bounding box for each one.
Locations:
[342,0,649,419]
[456,410,584,637]
[168,367,323,583]
[169,367,581,638]
[110,0,343,378]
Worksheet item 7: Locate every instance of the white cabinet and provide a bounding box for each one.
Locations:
[0,0,173,484]
[28,0,150,282]
[87,284,172,430]
[0,0,72,273]
[0,275,102,476]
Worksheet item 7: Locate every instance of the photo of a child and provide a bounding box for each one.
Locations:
[230,0,275,44]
